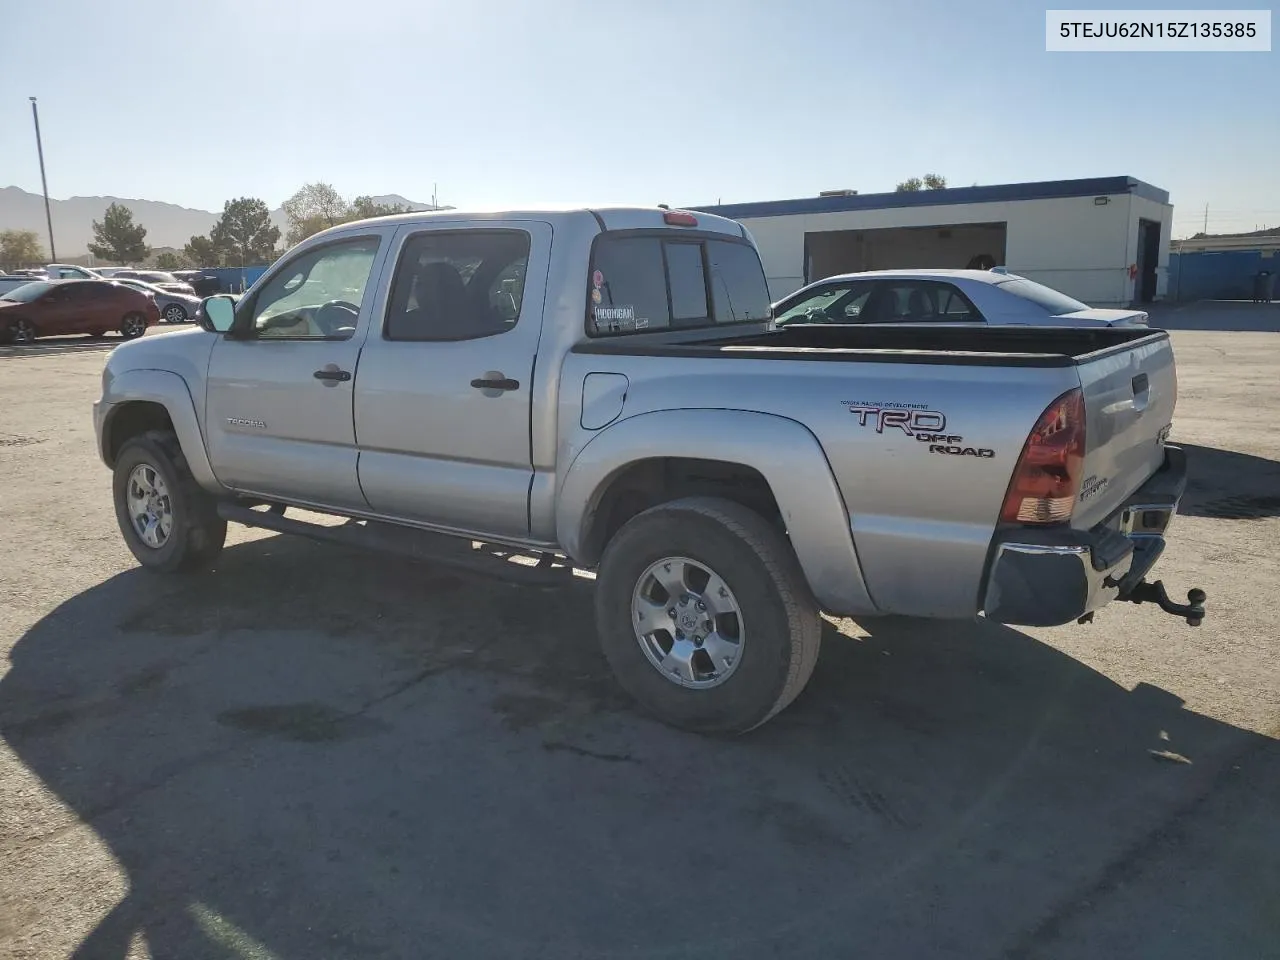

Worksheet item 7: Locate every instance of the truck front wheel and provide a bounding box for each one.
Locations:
[113,430,226,572]
[595,496,822,734]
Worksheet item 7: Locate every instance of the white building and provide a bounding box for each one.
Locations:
[694,177,1173,307]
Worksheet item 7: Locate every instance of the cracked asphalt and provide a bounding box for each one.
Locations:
[2,310,1278,959]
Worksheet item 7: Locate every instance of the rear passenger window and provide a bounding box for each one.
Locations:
[936,284,983,320]
[588,235,769,336]
[385,229,530,341]
[865,281,982,323]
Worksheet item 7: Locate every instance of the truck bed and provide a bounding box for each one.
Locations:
[572,324,1164,367]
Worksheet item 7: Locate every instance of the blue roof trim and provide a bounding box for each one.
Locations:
[691,177,1170,220]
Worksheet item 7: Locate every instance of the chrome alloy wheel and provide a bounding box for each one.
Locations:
[126,462,174,548]
[631,556,745,688]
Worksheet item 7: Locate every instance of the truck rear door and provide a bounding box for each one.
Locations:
[1070,332,1177,530]
[353,220,552,539]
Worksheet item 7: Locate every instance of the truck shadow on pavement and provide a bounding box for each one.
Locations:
[2,536,1278,960]
[1177,443,1280,520]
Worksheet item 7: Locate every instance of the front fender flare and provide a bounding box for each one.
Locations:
[556,409,876,616]
[97,369,223,493]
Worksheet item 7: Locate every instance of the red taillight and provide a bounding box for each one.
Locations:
[999,388,1086,525]
[663,210,698,227]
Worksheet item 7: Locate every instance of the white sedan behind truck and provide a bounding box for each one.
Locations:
[772,269,1150,328]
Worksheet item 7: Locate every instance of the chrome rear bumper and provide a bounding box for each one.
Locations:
[982,445,1190,627]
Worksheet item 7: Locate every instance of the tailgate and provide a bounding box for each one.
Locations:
[1072,332,1176,529]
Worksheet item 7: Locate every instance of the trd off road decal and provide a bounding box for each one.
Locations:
[841,400,994,459]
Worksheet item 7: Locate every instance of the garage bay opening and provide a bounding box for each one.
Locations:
[804,222,1008,282]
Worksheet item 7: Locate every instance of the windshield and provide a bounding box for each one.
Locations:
[995,277,1090,315]
[0,282,53,302]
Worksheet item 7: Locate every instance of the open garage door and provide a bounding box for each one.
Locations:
[805,222,1007,282]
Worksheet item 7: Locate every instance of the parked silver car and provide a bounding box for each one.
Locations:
[772,269,1150,328]
[111,270,197,297]
[110,277,202,323]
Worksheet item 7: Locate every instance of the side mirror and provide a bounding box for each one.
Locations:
[200,295,237,334]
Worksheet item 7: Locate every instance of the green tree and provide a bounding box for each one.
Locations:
[0,229,46,268]
[88,202,150,264]
[153,251,191,271]
[351,196,410,220]
[282,182,350,245]
[896,174,947,192]
[184,234,227,267]
[210,197,281,265]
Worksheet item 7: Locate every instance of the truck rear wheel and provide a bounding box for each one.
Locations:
[594,496,822,734]
[113,430,226,573]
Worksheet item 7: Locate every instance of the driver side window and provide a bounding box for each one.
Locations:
[248,236,381,340]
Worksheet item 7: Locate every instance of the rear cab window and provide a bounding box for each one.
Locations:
[588,233,770,336]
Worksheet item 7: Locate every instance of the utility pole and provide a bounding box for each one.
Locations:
[29,97,56,262]
[1202,203,1208,235]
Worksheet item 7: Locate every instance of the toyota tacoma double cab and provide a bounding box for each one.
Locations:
[93,206,1205,733]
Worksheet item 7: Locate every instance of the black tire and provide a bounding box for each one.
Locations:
[113,430,226,573]
[595,496,822,734]
[163,304,188,324]
[120,312,148,339]
[5,318,37,344]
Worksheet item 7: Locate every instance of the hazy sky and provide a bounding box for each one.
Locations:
[0,0,1275,237]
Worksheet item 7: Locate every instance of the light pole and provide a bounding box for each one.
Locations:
[29,96,56,262]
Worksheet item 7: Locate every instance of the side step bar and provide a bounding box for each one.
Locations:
[216,503,574,588]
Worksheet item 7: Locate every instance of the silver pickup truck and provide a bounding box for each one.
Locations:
[93,206,1205,733]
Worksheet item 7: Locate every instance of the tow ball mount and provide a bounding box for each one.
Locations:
[1121,580,1207,626]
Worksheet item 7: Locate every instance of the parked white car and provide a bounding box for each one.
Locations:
[110,277,203,324]
[46,263,105,281]
[772,270,1150,328]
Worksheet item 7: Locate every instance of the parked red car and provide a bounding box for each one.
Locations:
[0,280,161,344]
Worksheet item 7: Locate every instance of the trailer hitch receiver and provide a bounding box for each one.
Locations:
[1120,580,1206,626]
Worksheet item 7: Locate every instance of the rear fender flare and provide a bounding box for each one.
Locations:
[100,369,223,493]
[556,409,876,615]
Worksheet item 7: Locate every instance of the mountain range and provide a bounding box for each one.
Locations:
[0,186,439,259]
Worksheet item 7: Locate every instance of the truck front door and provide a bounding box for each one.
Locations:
[353,221,551,540]
[204,232,391,509]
